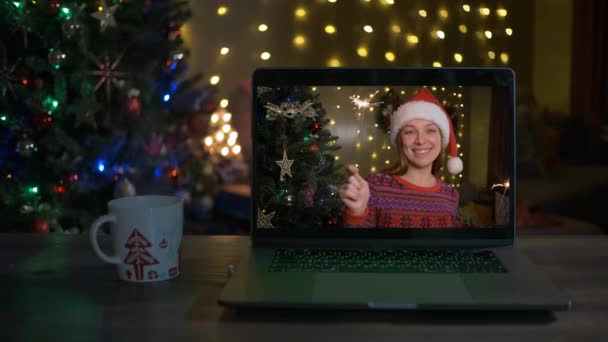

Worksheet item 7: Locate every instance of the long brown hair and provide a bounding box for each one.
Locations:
[384,136,445,176]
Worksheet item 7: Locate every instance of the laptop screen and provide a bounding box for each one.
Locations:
[252,68,514,239]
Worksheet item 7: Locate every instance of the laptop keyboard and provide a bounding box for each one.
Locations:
[269,248,507,273]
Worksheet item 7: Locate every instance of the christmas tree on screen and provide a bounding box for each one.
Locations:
[0,0,245,233]
[254,86,345,229]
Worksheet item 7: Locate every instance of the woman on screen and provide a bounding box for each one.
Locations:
[339,87,463,228]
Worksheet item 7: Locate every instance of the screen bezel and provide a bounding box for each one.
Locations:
[250,67,515,243]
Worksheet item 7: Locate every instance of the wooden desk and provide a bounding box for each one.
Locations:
[1,234,607,341]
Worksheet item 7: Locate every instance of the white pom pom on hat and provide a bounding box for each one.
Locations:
[390,87,463,175]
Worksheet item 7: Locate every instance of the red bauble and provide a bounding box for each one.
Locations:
[126,96,142,116]
[309,144,320,153]
[311,121,323,132]
[187,114,206,134]
[34,114,53,131]
[31,219,50,233]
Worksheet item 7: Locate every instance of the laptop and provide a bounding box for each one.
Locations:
[218,67,571,311]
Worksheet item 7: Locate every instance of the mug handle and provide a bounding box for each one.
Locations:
[89,214,121,264]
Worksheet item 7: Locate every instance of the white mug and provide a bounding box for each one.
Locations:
[89,195,183,282]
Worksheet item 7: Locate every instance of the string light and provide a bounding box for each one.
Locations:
[385,51,395,62]
[295,7,307,18]
[433,61,442,67]
[220,99,229,108]
[479,7,490,16]
[258,24,268,32]
[223,113,232,122]
[293,35,306,47]
[357,46,368,57]
[363,25,373,33]
[488,51,496,59]
[391,25,401,33]
[220,47,229,55]
[210,75,220,85]
[505,28,513,36]
[439,9,448,18]
[454,53,463,63]
[435,30,445,39]
[217,6,228,15]
[462,4,470,12]
[384,0,394,4]
[232,145,241,154]
[325,25,336,34]
[459,25,467,33]
[497,8,508,17]
[328,0,337,3]
[418,10,427,17]
[485,30,492,39]
[211,113,219,123]
[406,34,419,45]
[327,57,341,67]
[260,52,271,60]
[500,53,509,64]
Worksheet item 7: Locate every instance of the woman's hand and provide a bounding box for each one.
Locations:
[339,165,370,216]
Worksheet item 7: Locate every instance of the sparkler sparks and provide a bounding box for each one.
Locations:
[490,179,510,193]
[350,90,382,109]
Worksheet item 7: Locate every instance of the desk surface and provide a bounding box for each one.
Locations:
[1,234,607,342]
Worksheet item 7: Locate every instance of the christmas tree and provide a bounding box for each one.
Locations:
[0,0,245,233]
[254,86,345,229]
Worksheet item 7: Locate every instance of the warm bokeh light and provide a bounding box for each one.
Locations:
[432,61,442,67]
[217,6,228,15]
[328,57,341,67]
[293,35,306,47]
[406,34,419,45]
[454,53,463,63]
[418,10,427,17]
[488,51,496,59]
[459,25,468,33]
[260,51,271,60]
[220,47,229,55]
[500,53,509,64]
[497,8,508,17]
[485,30,492,39]
[357,46,368,57]
[479,7,490,16]
[258,24,268,32]
[325,25,336,34]
[363,25,373,33]
[462,4,470,12]
[385,51,395,62]
[436,30,445,39]
[391,25,401,33]
[220,99,229,108]
[294,7,307,18]
[439,9,448,18]
[506,28,513,36]
[223,113,232,122]
[210,75,220,85]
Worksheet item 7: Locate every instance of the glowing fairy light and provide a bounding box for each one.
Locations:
[350,90,382,109]
[490,179,510,192]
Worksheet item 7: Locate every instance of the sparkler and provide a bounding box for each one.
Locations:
[350,90,382,109]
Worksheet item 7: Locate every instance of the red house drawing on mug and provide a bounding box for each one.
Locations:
[124,228,159,280]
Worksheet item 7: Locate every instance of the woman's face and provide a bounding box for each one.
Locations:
[399,119,442,170]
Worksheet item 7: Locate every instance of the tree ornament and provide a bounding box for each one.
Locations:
[86,52,126,101]
[61,18,82,39]
[125,88,142,116]
[90,0,119,33]
[264,100,317,120]
[309,144,320,153]
[282,193,295,207]
[311,121,323,132]
[114,177,136,198]
[16,138,35,157]
[48,48,67,69]
[257,209,275,229]
[31,218,50,233]
[275,147,294,182]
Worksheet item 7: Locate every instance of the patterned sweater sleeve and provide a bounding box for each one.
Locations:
[343,175,378,228]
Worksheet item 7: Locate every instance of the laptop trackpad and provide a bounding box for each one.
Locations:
[313,274,472,303]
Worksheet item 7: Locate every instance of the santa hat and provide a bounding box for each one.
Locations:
[390,87,463,175]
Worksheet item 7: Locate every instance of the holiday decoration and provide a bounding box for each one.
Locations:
[48,48,67,69]
[125,88,142,116]
[257,209,275,228]
[86,52,126,101]
[264,100,317,120]
[255,86,345,229]
[275,147,294,182]
[31,218,50,233]
[61,18,82,38]
[350,90,382,110]
[90,0,119,33]
[123,229,159,281]
[114,177,136,198]
[0,43,19,97]
[0,1,246,233]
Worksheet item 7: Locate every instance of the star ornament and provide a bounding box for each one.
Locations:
[257,209,275,229]
[90,0,118,33]
[86,52,126,101]
[275,148,294,181]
